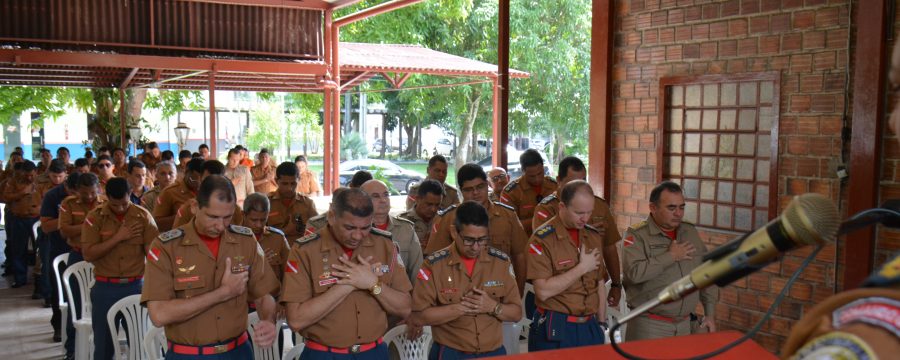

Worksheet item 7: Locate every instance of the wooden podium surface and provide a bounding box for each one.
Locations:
[492,331,777,359]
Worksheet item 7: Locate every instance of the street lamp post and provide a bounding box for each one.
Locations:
[174,122,191,153]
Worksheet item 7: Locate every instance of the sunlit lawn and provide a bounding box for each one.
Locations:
[309,161,457,187]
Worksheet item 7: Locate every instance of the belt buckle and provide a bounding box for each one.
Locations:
[576,316,588,323]
[116,278,128,284]
[213,344,229,354]
[350,344,361,354]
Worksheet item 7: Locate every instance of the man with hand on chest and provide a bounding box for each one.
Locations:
[412,201,522,359]
[82,178,159,360]
[267,162,318,239]
[142,175,280,359]
[281,188,412,359]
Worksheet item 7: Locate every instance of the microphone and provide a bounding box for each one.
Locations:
[618,193,840,324]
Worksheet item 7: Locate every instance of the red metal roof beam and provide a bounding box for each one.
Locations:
[334,0,426,28]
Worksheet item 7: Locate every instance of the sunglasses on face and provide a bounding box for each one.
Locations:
[98,163,112,168]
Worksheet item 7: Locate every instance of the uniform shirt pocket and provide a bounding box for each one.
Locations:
[649,243,669,258]
[173,275,206,299]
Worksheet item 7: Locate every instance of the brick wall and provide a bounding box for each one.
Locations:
[611,0,851,353]
[877,4,900,280]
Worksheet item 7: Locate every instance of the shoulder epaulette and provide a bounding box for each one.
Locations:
[158,229,184,243]
[392,216,414,226]
[370,228,392,238]
[534,224,556,239]
[437,204,457,217]
[229,225,254,236]
[266,226,285,236]
[294,232,320,246]
[546,176,558,184]
[539,194,558,205]
[629,220,648,231]
[503,180,518,193]
[584,224,600,233]
[444,183,459,192]
[487,247,510,261]
[680,220,695,226]
[425,247,451,264]
[493,201,515,211]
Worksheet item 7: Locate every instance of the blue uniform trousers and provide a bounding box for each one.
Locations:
[91,279,143,360]
[428,343,506,360]
[527,309,605,352]
[165,338,254,360]
[7,215,37,285]
[300,342,388,360]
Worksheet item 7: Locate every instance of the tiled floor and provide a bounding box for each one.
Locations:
[0,276,64,359]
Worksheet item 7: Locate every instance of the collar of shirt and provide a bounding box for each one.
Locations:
[375,222,389,231]
[567,228,580,248]
[647,214,681,241]
[460,255,477,277]
[195,227,221,258]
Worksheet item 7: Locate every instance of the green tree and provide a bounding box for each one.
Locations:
[246,100,286,156]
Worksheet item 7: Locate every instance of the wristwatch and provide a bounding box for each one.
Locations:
[369,281,383,296]
[610,282,622,288]
[492,303,503,318]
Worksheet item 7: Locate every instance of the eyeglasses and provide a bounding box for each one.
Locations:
[98,163,112,168]
[461,182,488,194]
[186,174,201,183]
[461,236,490,246]
[490,174,507,182]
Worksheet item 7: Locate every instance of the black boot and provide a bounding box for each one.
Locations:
[31,276,43,300]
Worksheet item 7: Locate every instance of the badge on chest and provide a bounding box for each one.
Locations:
[231,256,250,273]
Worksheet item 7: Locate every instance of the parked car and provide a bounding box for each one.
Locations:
[477,148,551,180]
[433,138,454,156]
[371,138,407,152]
[330,159,425,194]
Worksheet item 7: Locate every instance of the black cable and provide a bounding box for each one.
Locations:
[608,246,823,360]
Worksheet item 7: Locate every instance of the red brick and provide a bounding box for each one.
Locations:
[809,179,833,197]
[770,55,790,70]
[684,5,702,22]
[644,0,660,11]
[720,40,738,57]
[811,94,836,112]
[759,35,779,54]
[783,0,804,10]
[652,10,668,27]
[708,60,727,73]
[659,27,675,43]
[702,4,719,19]
[786,137,810,155]
[750,16,769,34]
[815,6,840,28]
[683,44,700,59]
[625,99,641,114]
[666,45,682,60]
[760,0,780,12]
[748,273,770,292]
[790,54,813,72]
[636,13,652,30]
[738,38,758,56]
[692,24,709,40]
[783,33,802,51]
[766,317,793,336]
[640,98,657,113]
[643,29,659,45]
[805,0,827,7]
[813,51,836,70]
[787,178,809,195]
[675,25,691,41]
[738,291,759,308]
[796,116,819,134]
[790,95,811,112]
[770,13,790,33]
[826,28,848,49]
[727,59,747,72]
[809,137,836,157]
[799,74,824,92]
[710,21,728,39]
[668,8,684,25]
[722,0,740,17]
[793,10,815,30]
[796,158,819,177]
[720,287,739,305]
[803,31,826,50]
[631,0,645,12]
[729,19,748,36]
[823,73,844,91]
[820,115,842,135]
[742,0,760,14]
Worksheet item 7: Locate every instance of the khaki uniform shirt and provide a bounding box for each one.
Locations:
[384,216,424,282]
[423,202,527,263]
[141,224,280,345]
[113,165,129,179]
[82,203,159,277]
[304,213,328,236]
[296,170,320,196]
[256,226,290,286]
[34,180,59,211]
[533,193,621,247]
[59,196,107,249]
[4,179,39,217]
[397,209,433,252]
[171,200,244,229]
[152,181,195,220]
[413,245,520,353]
[623,218,717,319]
[140,154,162,175]
[280,226,413,348]
[405,182,461,211]
[224,166,254,206]
[37,161,49,174]
[500,176,558,236]
[488,191,500,204]
[251,165,277,195]
[526,216,606,316]
[267,192,318,239]
[141,186,164,214]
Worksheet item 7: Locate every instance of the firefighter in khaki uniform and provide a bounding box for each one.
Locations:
[142,175,280,359]
[281,189,412,359]
[59,173,106,265]
[82,178,159,360]
[142,161,177,214]
[267,162,318,239]
[4,160,40,288]
[526,180,608,351]
[500,149,557,236]
[242,193,290,286]
[406,155,461,211]
[412,201,523,359]
[302,188,351,236]
[172,160,244,228]
[623,181,717,341]
[424,164,528,294]
[361,179,424,282]
[398,179,444,252]
[153,158,205,231]
[532,156,624,306]
[294,155,321,197]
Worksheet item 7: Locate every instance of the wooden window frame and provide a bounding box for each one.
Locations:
[657,72,781,230]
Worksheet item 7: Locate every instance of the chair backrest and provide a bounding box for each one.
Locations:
[143,325,166,360]
[383,325,432,360]
[52,253,69,308]
[281,344,303,360]
[32,220,41,239]
[62,261,95,321]
[605,280,629,342]
[108,294,151,360]
[248,311,285,360]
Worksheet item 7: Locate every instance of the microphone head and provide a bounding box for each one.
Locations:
[782,193,840,246]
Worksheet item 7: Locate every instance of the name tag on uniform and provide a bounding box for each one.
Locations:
[557,259,574,266]
[100,231,113,236]
[318,277,338,286]
[176,275,200,283]
[440,288,458,294]
[650,244,668,249]
[522,205,535,209]
[73,211,85,216]
[269,211,280,217]
[483,281,504,288]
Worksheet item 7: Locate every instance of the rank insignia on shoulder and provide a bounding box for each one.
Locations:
[158,229,184,243]
[493,201,515,211]
[503,181,518,193]
[629,220,647,231]
[229,225,254,236]
[295,232,320,246]
[437,205,457,217]
[863,253,900,288]
[266,226,285,236]
[539,194,557,205]
[535,225,556,239]
[426,248,451,264]
[546,176,558,184]
[584,224,600,233]
[487,247,510,261]
[370,228,392,237]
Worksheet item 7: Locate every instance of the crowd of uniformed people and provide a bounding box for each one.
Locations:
[1,142,718,359]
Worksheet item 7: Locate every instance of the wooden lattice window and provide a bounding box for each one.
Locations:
[657,73,780,232]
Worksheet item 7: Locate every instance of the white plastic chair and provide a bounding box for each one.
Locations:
[142,325,166,360]
[383,324,432,360]
[248,311,292,360]
[519,283,535,339]
[52,253,70,347]
[63,261,95,360]
[605,279,629,343]
[32,220,40,239]
[108,294,152,360]
[282,344,303,360]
